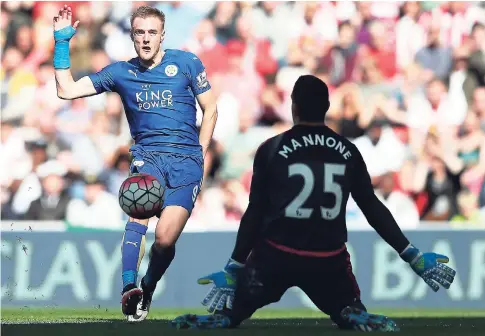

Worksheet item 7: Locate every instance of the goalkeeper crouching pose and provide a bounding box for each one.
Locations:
[172,76,456,332]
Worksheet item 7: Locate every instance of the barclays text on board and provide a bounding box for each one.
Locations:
[1,231,484,309]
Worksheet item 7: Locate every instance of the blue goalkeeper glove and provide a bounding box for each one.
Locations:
[197,258,244,313]
[400,244,456,292]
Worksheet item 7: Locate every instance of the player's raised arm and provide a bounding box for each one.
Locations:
[350,147,456,292]
[53,5,98,100]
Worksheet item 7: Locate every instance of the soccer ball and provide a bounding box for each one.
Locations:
[118,173,164,219]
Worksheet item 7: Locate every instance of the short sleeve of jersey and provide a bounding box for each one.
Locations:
[87,62,120,94]
[185,52,211,96]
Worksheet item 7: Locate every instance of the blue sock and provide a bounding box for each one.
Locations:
[122,222,147,288]
[143,244,175,289]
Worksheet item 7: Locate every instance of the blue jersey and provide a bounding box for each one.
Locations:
[88,49,211,155]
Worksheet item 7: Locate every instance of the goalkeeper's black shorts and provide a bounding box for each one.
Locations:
[224,240,365,328]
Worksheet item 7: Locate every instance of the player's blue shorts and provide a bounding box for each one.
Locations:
[129,145,203,216]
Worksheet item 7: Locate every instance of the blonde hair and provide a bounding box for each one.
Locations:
[130,6,165,30]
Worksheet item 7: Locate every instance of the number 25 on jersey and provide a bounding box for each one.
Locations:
[285,163,345,220]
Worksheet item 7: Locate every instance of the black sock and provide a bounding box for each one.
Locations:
[143,244,175,289]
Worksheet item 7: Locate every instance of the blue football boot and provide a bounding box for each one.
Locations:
[340,306,400,332]
[171,313,231,330]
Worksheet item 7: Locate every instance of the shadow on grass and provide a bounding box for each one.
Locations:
[3,318,485,336]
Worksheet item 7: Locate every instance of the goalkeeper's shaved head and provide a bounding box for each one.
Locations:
[291,75,330,124]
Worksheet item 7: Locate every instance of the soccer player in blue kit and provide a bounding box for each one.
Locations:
[53,5,218,321]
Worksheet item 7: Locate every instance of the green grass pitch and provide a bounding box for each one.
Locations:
[2,308,485,336]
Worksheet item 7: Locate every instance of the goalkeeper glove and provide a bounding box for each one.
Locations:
[197,258,244,313]
[400,244,456,292]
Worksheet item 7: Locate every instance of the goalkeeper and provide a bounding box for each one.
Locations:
[172,76,456,332]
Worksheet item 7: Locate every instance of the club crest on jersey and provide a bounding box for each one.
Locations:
[165,64,178,77]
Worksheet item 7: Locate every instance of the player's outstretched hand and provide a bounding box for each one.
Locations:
[53,4,79,40]
[197,259,244,313]
[400,244,456,292]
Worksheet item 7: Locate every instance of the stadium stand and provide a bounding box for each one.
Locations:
[2,1,485,228]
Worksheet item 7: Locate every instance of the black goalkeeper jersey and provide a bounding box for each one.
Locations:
[231,124,409,262]
[255,124,363,251]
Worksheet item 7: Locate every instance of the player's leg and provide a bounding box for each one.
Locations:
[298,249,399,332]
[120,216,148,316]
[143,154,203,288]
[134,154,203,321]
[225,262,289,328]
[132,205,186,321]
[121,152,164,317]
[172,243,291,329]
[327,251,399,331]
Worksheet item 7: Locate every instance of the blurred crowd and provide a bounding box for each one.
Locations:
[2,1,485,229]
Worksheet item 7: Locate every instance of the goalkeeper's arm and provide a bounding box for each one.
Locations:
[230,144,269,264]
[350,148,456,293]
[355,192,410,253]
[53,5,98,100]
[231,203,264,264]
[350,149,410,254]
